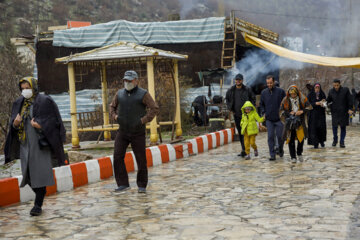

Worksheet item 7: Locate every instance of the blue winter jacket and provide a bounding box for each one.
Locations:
[260,86,286,122]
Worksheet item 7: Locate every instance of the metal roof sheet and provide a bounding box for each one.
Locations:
[55,41,188,63]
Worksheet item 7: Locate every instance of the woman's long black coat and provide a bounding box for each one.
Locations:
[4,94,66,166]
[307,90,327,145]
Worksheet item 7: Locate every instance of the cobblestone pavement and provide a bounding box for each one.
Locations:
[1,128,360,240]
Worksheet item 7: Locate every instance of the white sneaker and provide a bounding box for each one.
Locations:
[291,158,297,163]
[298,155,303,162]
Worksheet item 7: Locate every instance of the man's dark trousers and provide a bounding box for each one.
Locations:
[113,130,148,188]
[332,126,346,145]
[266,120,284,158]
[234,115,245,152]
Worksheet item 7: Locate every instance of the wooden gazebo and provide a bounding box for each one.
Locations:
[55,42,188,148]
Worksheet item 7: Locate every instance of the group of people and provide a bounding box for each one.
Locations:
[226,74,354,163]
[3,70,354,217]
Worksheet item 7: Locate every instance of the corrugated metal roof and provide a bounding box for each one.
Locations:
[55,41,188,63]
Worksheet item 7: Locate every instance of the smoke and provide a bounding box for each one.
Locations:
[229,49,279,87]
[178,0,201,19]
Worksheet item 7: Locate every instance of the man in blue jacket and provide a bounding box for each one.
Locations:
[260,75,286,161]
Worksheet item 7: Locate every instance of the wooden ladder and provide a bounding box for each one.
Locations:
[221,20,237,69]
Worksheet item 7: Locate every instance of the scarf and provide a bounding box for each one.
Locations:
[17,77,38,143]
[18,97,34,143]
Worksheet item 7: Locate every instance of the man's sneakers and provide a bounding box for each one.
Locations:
[298,155,303,162]
[245,154,251,160]
[138,187,146,194]
[30,205,42,216]
[254,150,258,157]
[332,141,337,147]
[114,185,130,192]
[291,158,297,163]
[340,143,345,148]
[237,151,246,157]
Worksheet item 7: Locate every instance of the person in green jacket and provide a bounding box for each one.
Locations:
[240,101,265,160]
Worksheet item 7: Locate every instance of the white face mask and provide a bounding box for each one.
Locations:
[124,81,135,91]
[22,89,33,99]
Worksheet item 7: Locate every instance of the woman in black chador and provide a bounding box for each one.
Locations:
[307,83,327,148]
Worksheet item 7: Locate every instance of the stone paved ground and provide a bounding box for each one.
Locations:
[1,127,360,240]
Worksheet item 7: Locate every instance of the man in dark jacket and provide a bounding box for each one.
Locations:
[225,73,255,157]
[327,79,353,148]
[4,76,66,216]
[260,75,286,161]
[110,70,159,193]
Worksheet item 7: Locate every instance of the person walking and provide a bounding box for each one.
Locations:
[110,70,159,193]
[240,101,265,160]
[307,83,327,148]
[225,73,255,157]
[4,77,67,216]
[280,85,312,163]
[326,79,353,148]
[350,88,357,125]
[259,75,286,161]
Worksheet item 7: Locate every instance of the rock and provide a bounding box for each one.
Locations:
[67,151,93,163]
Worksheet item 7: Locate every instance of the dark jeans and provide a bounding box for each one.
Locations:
[332,126,346,144]
[32,187,46,207]
[266,120,284,158]
[288,130,304,159]
[234,115,245,152]
[113,130,148,188]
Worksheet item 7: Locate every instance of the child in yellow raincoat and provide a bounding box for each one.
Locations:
[240,101,265,160]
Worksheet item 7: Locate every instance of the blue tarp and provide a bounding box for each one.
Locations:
[53,17,225,47]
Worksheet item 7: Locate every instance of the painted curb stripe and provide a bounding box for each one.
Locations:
[203,135,210,151]
[146,148,153,167]
[46,169,57,195]
[98,157,113,179]
[85,160,101,184]
[158,145,170,163]
[124,152,135,172]
[70,162,88,188]
[0,178,20,206]
[166,144,177,162]
[174,145,184,159]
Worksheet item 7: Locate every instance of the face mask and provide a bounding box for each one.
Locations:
[22,89,33,99]
[124,81,135,91]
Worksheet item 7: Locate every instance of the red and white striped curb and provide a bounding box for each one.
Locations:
[0,128,234,207]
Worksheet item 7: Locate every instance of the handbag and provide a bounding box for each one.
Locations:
[37,130,50,149]
[286,115,301,131]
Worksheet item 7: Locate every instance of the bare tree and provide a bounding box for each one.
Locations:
[0,39,32,151]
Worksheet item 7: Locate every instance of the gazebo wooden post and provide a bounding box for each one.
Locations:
[68,63,80,148]
[173,59,182,138]
[101,61,111,141]
[146,57,159,144]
